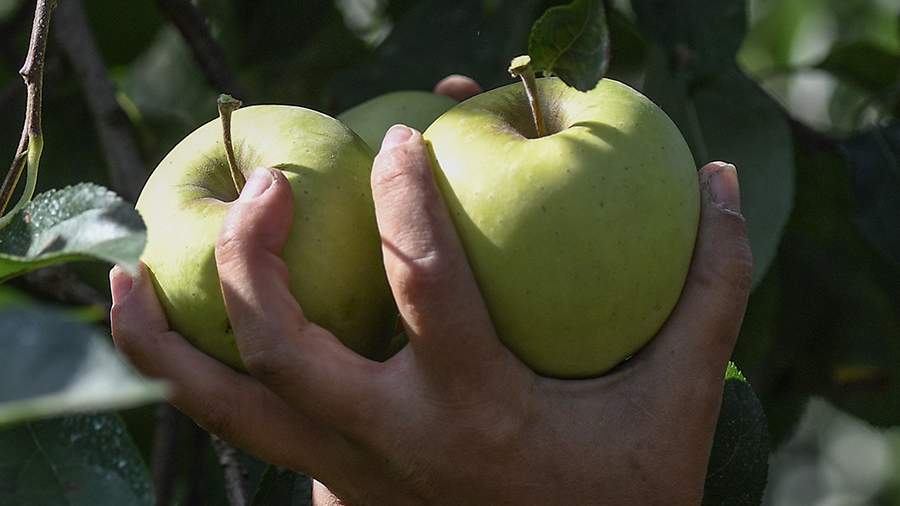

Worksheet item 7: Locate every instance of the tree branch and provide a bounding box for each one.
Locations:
[0,0,55,218]
[52,0,146,202]
[151,404,184,506]
[211,434,249,506]
[14,264,109,309]
[154,0,246,99]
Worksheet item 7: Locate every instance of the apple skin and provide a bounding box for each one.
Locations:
[423,77,699,379]
[136,105,396,369]
[338,91,457,151]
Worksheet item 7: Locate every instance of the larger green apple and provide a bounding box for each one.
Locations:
[136,105,396,369]
[338,91,457,151]
[424,77,699,378]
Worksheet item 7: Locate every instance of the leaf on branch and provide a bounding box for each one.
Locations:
[0,307,166,427]
[703,362,770,506]
[0,183,146,283]
[0,413,154,505]
[528,0,610,92]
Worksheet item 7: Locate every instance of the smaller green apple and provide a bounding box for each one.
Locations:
[136,104,396,369]
[338,91,457,151]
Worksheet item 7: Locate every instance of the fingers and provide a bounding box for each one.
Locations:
[215,168,384,429]
[639,162,753,386]
[434,75,482,101]
[110,264,335,471]
[371,126,513,385]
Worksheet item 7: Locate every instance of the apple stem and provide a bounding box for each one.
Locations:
[508,55,547,138]
[217,94,246,194]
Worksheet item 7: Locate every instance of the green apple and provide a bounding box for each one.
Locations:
[136,105,396,369]
[423,77,699,378]
[338,91,457,151]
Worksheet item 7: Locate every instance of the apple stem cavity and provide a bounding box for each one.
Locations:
[217,94,246,194]
[508,55,547,138]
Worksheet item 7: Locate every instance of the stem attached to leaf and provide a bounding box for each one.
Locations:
[217,94,246,195]
[0,0,57,227]
[508,55,547,138]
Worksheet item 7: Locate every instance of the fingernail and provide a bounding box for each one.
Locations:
[241,168,275,200]
[109,265,134,301]
[381,125,414,150]
[706,163,741,213]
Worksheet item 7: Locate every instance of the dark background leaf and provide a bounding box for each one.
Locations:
[251,467,312,506]
[703,363,769,506]
[643,59,795,288]
[843,122,900,268]
[330,0,546,110]
[632,0,748,81]
[0,413,154,506]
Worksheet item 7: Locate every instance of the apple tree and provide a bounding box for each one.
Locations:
[0,0,897,504]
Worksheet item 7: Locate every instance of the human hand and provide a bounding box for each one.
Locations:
[110,77,752,505]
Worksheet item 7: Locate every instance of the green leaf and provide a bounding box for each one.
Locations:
[632,0,748,81]
[703,362,769,506]
[528,0,610,92]
[643,57,794,288]
[0,183,146,283]
[251,466,312,506]
[0,413,154,506]
[842,122,900,268]
[0,307,165,427]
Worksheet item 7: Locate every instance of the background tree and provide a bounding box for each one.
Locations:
[0,0,898,504]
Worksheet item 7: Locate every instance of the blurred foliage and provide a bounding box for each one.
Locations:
[0,414,154,505]
[0,0,897,504]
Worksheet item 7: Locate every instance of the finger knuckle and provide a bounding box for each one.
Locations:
[372,145,431,190]
[215,228,251,269]
[242,345,295,387]
[390,250,451,301]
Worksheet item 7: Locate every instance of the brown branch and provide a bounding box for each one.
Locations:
[186,425,211,505]
[0,0,55,217]
[151,404,185,506]
[52,0,147,202]
[211,434,249,506]
[154,0,246,99]
[13,264,109,310]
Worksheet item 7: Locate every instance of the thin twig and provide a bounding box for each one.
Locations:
[52,0,146,202]
[186,425,211,506]
[11,264,109,310]
[151,404,184,506]
[211,434,249,506]
[0,0,55,217]
[154,0,246,99]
